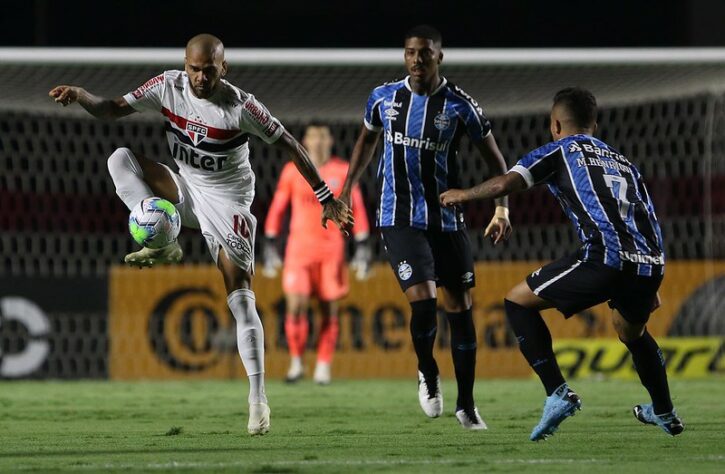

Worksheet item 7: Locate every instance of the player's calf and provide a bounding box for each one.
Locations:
[284,311,309,383]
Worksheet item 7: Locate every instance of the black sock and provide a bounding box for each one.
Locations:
[410,299,439,378]
[504,299,566,396]
[622,330,673,414]
[447,308,477,411]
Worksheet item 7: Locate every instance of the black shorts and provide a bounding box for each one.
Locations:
[526,253,663,324]
[380,226,475,292]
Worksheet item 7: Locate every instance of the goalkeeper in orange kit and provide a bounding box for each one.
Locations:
[263,122,370,384]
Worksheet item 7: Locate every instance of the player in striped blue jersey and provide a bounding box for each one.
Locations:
[441,87,683,440]
[340,25,512,430]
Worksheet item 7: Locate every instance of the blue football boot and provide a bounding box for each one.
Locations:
[633,404,684,436]
[530,383,582,441]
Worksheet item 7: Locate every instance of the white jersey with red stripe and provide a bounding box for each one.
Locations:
[123,70,285,209]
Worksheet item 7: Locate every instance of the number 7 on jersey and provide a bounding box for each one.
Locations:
[603,175,632,220]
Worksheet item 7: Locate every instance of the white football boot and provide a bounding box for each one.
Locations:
[455,407,488,431]
[417,371,443,418]
[247,402,270,435]
[313,361,331,385]
[124,241,183,268]
[285,356,304,383]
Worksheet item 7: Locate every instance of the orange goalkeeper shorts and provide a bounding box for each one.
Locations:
[282,257,349,301]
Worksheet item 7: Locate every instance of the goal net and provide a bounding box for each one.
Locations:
[1,48,723,379]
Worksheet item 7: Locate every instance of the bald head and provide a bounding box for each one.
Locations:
[184,33,227,99]
[186,33,225,59]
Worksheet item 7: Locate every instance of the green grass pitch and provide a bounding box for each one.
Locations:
[1,378,723,473]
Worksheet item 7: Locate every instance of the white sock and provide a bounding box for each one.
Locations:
[107,147,153,211]
[227,289,267,404]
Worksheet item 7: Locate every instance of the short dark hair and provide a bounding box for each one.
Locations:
[405,24,442,46]
[301,120,331,140]
[553,87,598,129]
[304,120,330,132]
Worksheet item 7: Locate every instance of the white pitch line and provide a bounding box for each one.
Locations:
[17,458,605,471]
[14,455,725,471]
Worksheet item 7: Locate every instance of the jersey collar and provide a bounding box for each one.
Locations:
[404,76,448,96]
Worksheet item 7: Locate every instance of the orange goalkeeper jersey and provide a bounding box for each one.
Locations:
[264,157,369,261]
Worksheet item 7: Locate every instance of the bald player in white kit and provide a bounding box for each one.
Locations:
[49,34,353,436]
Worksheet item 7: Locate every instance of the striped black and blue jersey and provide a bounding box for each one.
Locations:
[364,76,492,231]
[510,134,665,275]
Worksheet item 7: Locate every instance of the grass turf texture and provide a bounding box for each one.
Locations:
[0,379,723,473]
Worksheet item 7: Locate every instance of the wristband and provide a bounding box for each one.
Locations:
[493,205,509,220]
[313,182,334,205]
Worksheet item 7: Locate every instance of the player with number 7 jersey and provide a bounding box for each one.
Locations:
[510,132,665,272]
[440,87,680,441]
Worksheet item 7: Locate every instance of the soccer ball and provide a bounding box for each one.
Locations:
[128,197,181,249]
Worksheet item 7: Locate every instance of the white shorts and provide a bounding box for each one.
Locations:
[164,165,256,272]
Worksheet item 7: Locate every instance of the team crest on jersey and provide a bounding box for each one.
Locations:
[434,112,451,130]
[568,142,582,153]
[186,122,208,146]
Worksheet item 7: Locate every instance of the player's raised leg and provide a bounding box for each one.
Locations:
[504,280,580,441]
[611,310,684,436]
[314,300,339,385]
[217,248,269,435]
[284,293,310,383]
[107,147,182,266]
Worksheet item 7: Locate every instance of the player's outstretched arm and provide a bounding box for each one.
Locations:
[440,172,526,205]
[274,130,354,234]
[48,86,135,120]
[440,172,524,244]
[340,125,381,206]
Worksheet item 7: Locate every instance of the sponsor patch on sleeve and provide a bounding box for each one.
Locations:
[243,99,271,127]
[132,74,164,99]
